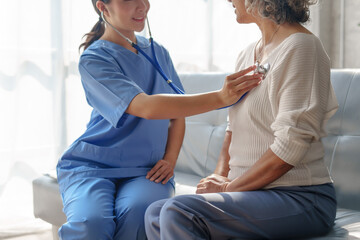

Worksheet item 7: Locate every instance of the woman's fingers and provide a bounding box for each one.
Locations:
[196,180,222,194]
[197,183,205,189]
[196,187,206,194]
[199,174,230,185]
[205,176,220,184]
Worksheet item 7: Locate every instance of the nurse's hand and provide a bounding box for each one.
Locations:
[219,65,262,106]
[146,159,175,184]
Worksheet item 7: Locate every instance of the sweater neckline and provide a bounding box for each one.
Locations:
[252,32,313,65]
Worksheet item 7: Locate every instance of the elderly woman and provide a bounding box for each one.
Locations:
[144,0,339,239]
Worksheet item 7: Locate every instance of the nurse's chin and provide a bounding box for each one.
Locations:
[134,25,146,33]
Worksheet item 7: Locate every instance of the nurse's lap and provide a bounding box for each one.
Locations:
[115,176,175,209]
[61,175,174,220]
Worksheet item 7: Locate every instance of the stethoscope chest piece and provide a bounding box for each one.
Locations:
[255,62,271,79]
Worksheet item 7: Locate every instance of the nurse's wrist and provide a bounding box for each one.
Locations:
[215,90,226,108]
[163,154,177,165]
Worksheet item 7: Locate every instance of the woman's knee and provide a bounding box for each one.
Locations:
[145,199,167,225]
[158,197,195,225]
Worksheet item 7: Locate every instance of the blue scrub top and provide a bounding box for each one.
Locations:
[57,36,184,182]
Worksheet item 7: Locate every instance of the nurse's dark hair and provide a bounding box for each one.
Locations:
[245,0,317,24]
[79,0,110,52]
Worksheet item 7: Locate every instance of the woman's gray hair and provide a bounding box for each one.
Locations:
[245,0,317,24]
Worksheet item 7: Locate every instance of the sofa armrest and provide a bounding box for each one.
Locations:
[33,175,66,227]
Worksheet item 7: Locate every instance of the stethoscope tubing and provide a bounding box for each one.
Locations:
[131,39,184,94]
[217,92,248,110]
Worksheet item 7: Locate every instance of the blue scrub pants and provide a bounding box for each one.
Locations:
[58,175,174,240]
[145,183,336,240]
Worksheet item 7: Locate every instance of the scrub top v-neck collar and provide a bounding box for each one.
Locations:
[95,35,151,58]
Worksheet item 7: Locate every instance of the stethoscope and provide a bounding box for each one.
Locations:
[101,12,184,94]
[100,12,271,108]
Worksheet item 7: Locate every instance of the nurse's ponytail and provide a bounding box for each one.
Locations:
[79,0,110,52]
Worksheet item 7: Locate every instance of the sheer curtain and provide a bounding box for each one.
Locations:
[0,0,263,237]
[0,0,94,237]
[0,0,62,236]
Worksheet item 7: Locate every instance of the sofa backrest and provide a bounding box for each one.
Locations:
[177,69,360,211]
[176,73,229,177]
[322,69,360,211]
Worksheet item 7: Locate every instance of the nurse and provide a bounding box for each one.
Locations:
[56,0,262,239]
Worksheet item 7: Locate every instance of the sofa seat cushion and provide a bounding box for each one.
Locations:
[33,173,360,240]
[174,171,201,196]
[302,209,360,240]
[32,171,202,227]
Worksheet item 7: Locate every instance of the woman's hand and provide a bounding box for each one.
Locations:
[219,65,263,107]
[146,159,175,184]
[196,174,231,194]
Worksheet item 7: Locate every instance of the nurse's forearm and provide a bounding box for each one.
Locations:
[225,149,293,192]
[128,91,225,119]
[126,67,262,119]
[214,131,231,177]
[163,118,185,165]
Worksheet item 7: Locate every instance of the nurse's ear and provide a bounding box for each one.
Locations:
[96,0,110,18]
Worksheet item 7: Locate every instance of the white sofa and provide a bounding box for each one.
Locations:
[33,70,360,239]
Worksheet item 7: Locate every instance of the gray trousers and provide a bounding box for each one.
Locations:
[144,183,336,240]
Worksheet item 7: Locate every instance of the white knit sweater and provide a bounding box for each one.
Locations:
[227,33,339,189]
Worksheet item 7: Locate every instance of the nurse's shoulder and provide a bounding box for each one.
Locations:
[79,40,120,71]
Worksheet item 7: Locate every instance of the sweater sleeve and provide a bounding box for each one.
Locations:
[269,35,331,166]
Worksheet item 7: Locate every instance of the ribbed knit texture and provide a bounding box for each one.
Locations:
[227,33,339,188]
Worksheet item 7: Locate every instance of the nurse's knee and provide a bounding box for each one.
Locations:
[59,216,115,240]
[115,201,152,239]
[117,199,152,224]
